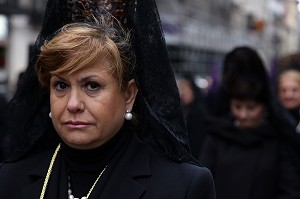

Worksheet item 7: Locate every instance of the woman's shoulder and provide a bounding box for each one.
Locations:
[0,149,54,196]
[148,152,215,198]
[151,150,212,177]
[130,134,215,186]
[0,149,53,175]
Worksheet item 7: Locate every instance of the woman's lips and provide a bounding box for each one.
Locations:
[64,121,91,129]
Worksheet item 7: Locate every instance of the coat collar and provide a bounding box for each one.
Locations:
[22,149,68,198]
[100,134,152,198]
[22,150,55,198]
[22,134,153,199]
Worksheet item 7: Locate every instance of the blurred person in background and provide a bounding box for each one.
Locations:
[0,93,8,161]
[0,72,25,161]
[199,46,300,199]
[278,69,300,133]
[176,73,208,158]
[204,44,254,117]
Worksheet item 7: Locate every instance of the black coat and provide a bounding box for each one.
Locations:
[184,103,208,158]
[199,117,300,199]
[0,133,215,199]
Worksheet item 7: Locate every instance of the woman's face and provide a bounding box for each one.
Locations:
[278,78,300,110]
[230,99,265,129]
[50,60,137,150]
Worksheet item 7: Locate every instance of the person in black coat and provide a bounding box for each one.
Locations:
[277,69,300,133]
[176,73,208,158]
[199,46,300,199]
[0,0,215,198]
[0,93,8,161]
[1,125,214,198]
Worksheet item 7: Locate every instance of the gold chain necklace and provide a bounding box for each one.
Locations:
[39,144,108,199]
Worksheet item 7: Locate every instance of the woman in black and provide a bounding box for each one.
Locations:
[200,46,300,199]
[0,0,215,198]
[277,69,300,133]
[176,73,209,158]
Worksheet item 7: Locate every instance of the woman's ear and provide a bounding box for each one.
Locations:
[125,79,138,109]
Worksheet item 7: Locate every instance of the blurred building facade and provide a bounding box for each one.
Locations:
[0,0,299,97]
[0,0,46,98]
[157,0,300,90]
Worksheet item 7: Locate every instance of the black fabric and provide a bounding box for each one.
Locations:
[178,74,209,159]
[185,103,208,159]
[0,132,215,199]
[62,129,129,197]
[3,0,195,165]
[288,108,300,123]
[205,116,277,147]
[0,94,9,160]
[127,0,192,163]
[200,116,300,199]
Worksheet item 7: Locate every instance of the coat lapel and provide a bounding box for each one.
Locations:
[22,150,68,199]
[100,135,153,199]
[21,151,52,198]
[21,134,154,199]
[22,179,45,198]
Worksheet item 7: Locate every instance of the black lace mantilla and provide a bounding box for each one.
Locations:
[3,0,197,166]
[65,0,130,28]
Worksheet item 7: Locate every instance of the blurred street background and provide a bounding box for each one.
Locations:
[0,0,299,98]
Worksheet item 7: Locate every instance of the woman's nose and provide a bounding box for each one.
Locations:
[67,89,84,113]
[238,109,248,118]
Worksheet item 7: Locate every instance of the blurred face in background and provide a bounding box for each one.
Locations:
[278,71,300,110]
[230,99,266,129]
[177,80,194,106]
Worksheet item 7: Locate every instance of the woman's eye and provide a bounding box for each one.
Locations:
[54,82,68,91]
[248,106,256,111]
[86,82,100,91]
[233,104,241,109]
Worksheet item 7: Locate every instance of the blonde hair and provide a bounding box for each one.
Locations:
[35,19,135,90]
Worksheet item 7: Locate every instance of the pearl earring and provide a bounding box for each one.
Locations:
[125,110,132,120]
[49,112,52,118]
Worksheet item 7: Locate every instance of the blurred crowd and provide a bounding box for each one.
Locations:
[176,46,300,199]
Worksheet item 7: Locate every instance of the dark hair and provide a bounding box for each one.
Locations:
[229,76,268,104]
[224,46,269,104]
[223,46,268,89]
